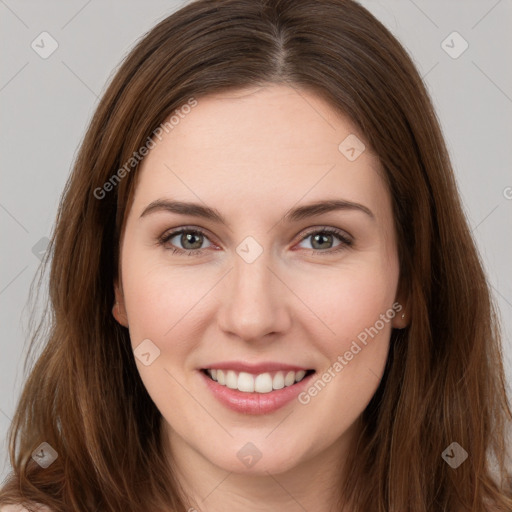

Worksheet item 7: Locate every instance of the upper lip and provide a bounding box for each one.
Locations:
[201,361,313,374]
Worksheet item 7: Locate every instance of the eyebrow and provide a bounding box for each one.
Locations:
[139,198,375,225]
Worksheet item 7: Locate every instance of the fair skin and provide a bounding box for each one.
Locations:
[113,84,407,512]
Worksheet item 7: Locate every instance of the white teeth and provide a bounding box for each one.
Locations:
[284,371,295,387]
[254,373,273,393]
[295,370,306,382]
[206,368,310,393]
[238,372,255,392]
[226,370,238,389]
[272,371,285,390]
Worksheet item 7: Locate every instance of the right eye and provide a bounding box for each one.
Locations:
[158,227,214,256]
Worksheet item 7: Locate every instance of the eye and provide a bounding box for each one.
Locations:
[296,227,353,254]
[157,226,353,256]
[158,227,213,256]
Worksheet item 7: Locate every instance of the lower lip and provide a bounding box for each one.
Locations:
[199,370,315,415]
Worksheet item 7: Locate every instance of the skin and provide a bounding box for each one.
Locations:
[113,84,408,512]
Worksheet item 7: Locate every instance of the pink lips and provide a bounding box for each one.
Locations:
[199,361,315,415]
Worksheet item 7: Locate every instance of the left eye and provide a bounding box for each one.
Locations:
[296,228,352,252]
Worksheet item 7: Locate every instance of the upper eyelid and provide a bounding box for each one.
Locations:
[160,225,352,247]
[160,225,217,244]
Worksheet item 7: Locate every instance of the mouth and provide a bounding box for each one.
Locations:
[201,368,316,394]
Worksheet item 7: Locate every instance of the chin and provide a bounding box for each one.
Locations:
[203,440,307,476]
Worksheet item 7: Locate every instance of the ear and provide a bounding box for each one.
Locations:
[391,282,410,330]
[112,279,129,328]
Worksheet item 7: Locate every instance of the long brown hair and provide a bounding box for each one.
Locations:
[1,0,511,510]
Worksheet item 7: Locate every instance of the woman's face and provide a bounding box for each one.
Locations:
[114,84,405,476]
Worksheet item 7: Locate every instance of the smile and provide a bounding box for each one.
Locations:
[203,368,314,393]
[200,367,317,415]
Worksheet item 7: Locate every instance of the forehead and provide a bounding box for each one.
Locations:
[132,84,389,220]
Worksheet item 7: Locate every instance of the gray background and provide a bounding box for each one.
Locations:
[1,0,511,483]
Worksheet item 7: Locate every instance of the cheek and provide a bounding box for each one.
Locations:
[294,256,398,400]
[120,259,206,413]
[293,273,396,444]
[123,264,202,346]
[293,258,399,347]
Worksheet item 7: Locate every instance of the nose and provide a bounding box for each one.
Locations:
[216,248,292,343]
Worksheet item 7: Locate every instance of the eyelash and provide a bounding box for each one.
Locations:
[157,226,353,257]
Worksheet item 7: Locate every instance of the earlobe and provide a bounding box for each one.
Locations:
[392,279,410,329]
[392,309,408,329]
[392,297,409,329]
[112,282,129,328]
[112,302,129,327]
